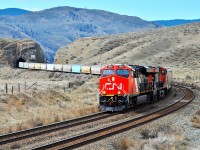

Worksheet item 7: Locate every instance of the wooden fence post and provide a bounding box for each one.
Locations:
[12,86,14,95]
[18,83,20,93]
[63,87,65,93]
[24,81,26,92]
[5,83,8,94]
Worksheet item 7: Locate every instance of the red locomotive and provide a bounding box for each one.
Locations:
[99,64,172,111]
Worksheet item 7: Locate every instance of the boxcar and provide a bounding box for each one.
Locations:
[28,63,35,69]
[23,62,29,69]
[91,65,102,75]
[72,64,82,73]
[34,63,41,70]
[81,66,91,74]
[63,64,72,72]
[54,64,63,72]
[40,64,47,70]
[19,62,24,68]
[47,64,55,71]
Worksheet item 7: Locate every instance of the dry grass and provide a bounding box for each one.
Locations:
[9,143,21,149]
[15,99,23,111]
[120,137,134,149]
[1,103,98,134]
[191,109,200,128]
[140,128,152,139]
[0,80,99,134]
[6,99,13,115]
[113,122,185,150]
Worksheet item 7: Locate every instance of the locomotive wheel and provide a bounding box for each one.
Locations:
[133,98,137,105]
[157,90,160,100]
[164,88,168,96]
[147,92,154,102]
[129,97,137,107]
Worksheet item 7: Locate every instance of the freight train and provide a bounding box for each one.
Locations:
[18,62,102,75]
[18,62,172,112]
[99,64,172,111]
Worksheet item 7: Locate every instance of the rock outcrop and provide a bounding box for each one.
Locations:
[0,38,45,67]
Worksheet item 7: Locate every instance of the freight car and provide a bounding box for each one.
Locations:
[18,62,103,75]
[99,64,172,111]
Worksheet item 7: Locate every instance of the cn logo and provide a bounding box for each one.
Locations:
[105,83,123,90]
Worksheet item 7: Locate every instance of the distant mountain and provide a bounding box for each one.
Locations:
[152,19,200,27]
[0,6,160,62]
[0,8,31,16]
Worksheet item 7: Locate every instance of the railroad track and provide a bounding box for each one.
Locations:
[0,112,112,145]
[0,85,188,149]
[0,97,166,149]
[0,102,154,149]
[32,85,195,150]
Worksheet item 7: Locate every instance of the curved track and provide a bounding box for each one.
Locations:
[0,96,166,148]
[33,85,195,150]
[0,112,111,145]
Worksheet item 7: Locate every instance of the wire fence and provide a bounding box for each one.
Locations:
[0,80,70,95]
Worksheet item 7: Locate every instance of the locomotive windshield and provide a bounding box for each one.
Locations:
[101,69,130,78]
[102,69,114,76]
[116,69,129,78]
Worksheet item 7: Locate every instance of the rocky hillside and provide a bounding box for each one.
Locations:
[0,6,160,62]
[0,38,45,67]
[55,22,200,79]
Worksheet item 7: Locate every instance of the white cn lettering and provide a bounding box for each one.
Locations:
[105,83,123,90]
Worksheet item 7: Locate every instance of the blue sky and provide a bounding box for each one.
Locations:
[0,0,199,21]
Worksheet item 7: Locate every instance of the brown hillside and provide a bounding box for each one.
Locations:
[55,23,200,80]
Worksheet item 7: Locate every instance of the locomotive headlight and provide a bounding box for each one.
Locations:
[103,91,106,94]
[118,91,121,94]
[112,77,115,81]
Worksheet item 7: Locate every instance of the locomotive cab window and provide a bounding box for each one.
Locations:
[102,69,114,77]
[116,69,129,78]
